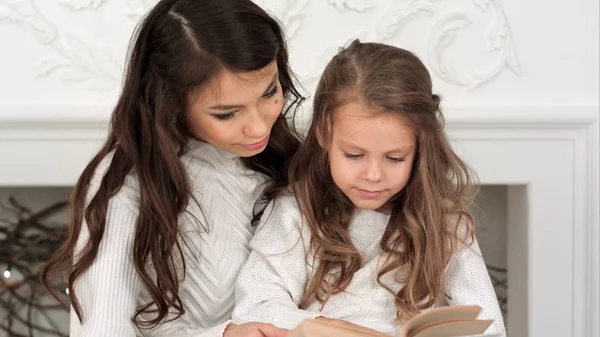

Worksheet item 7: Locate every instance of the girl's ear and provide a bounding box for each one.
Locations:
[316,126,327,149]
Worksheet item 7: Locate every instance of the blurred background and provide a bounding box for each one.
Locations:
[0,1,598,336]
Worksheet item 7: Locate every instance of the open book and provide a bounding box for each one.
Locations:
[287,305,493,337]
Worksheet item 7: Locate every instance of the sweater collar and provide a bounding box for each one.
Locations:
[186,137,245,172]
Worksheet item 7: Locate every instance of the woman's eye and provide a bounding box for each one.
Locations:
[264,86,279,98]
[213,111,236,120]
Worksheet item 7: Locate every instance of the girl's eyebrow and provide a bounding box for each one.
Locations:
[339,140,415,154]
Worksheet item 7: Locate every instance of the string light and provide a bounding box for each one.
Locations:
[1,197,69,335]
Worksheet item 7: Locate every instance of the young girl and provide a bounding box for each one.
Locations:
[41,0,301,336]
[233,40,506,336]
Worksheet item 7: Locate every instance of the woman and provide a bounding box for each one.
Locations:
[41,0,303,336]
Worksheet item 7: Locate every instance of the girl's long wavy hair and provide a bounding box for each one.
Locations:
[41,0,303,328]
[290,40,476,322]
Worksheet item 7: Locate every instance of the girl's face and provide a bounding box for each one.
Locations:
[325,101,416,210]
[185,61,283,157]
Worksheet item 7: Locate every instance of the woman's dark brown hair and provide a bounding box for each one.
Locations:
[41,0,303,328]
[290,39,476,321]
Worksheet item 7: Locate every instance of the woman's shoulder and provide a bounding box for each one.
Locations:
[87,150,141,209]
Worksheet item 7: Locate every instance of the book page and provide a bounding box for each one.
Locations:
[402,305,482,337]
[410,320,493,337]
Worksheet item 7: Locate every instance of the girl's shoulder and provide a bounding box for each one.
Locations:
[251,192,305,254]
[261,190,300,222]
[444,212,478,257]
[446,212,475,238]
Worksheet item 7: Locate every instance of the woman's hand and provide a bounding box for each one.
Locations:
[223,322,288,337]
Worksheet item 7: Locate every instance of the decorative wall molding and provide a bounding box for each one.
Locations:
[440,106,598,129]
[1,105,596,139]
[0,105,110,141]
[1,0,521,93]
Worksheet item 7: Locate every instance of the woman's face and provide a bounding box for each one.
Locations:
[185,61,284,157]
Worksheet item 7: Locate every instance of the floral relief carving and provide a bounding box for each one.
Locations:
[427,12,474,87]
[327,0,374,13]
[308,0,520,91]
[1,0,123,91]
[0,0,57,44]
[300,30,372,94]
[35,35,122,91]
[377,0,434,41]
[59,0,109,12]
[427,0,521,90]
[1,0,520,93]
[253,0,308,41]
[125,0,155,22]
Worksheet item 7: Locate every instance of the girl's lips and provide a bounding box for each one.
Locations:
[357,189,384,198]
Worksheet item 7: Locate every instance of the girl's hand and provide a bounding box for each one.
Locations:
[224,322,288,337]
[315,316,356,328]
[315,317,390,337]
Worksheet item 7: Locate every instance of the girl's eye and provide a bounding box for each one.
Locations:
[264,86,279,98]
[388,156,406,163]
[344,153,363,159]
[212,112,236,120]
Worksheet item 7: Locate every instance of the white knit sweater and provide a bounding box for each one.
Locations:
[233,194,506,337]
[70,139,268,337]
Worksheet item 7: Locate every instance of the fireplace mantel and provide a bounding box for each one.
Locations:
[0,104,598,337]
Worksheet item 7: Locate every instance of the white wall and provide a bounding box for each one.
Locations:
[0,0,597,114]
